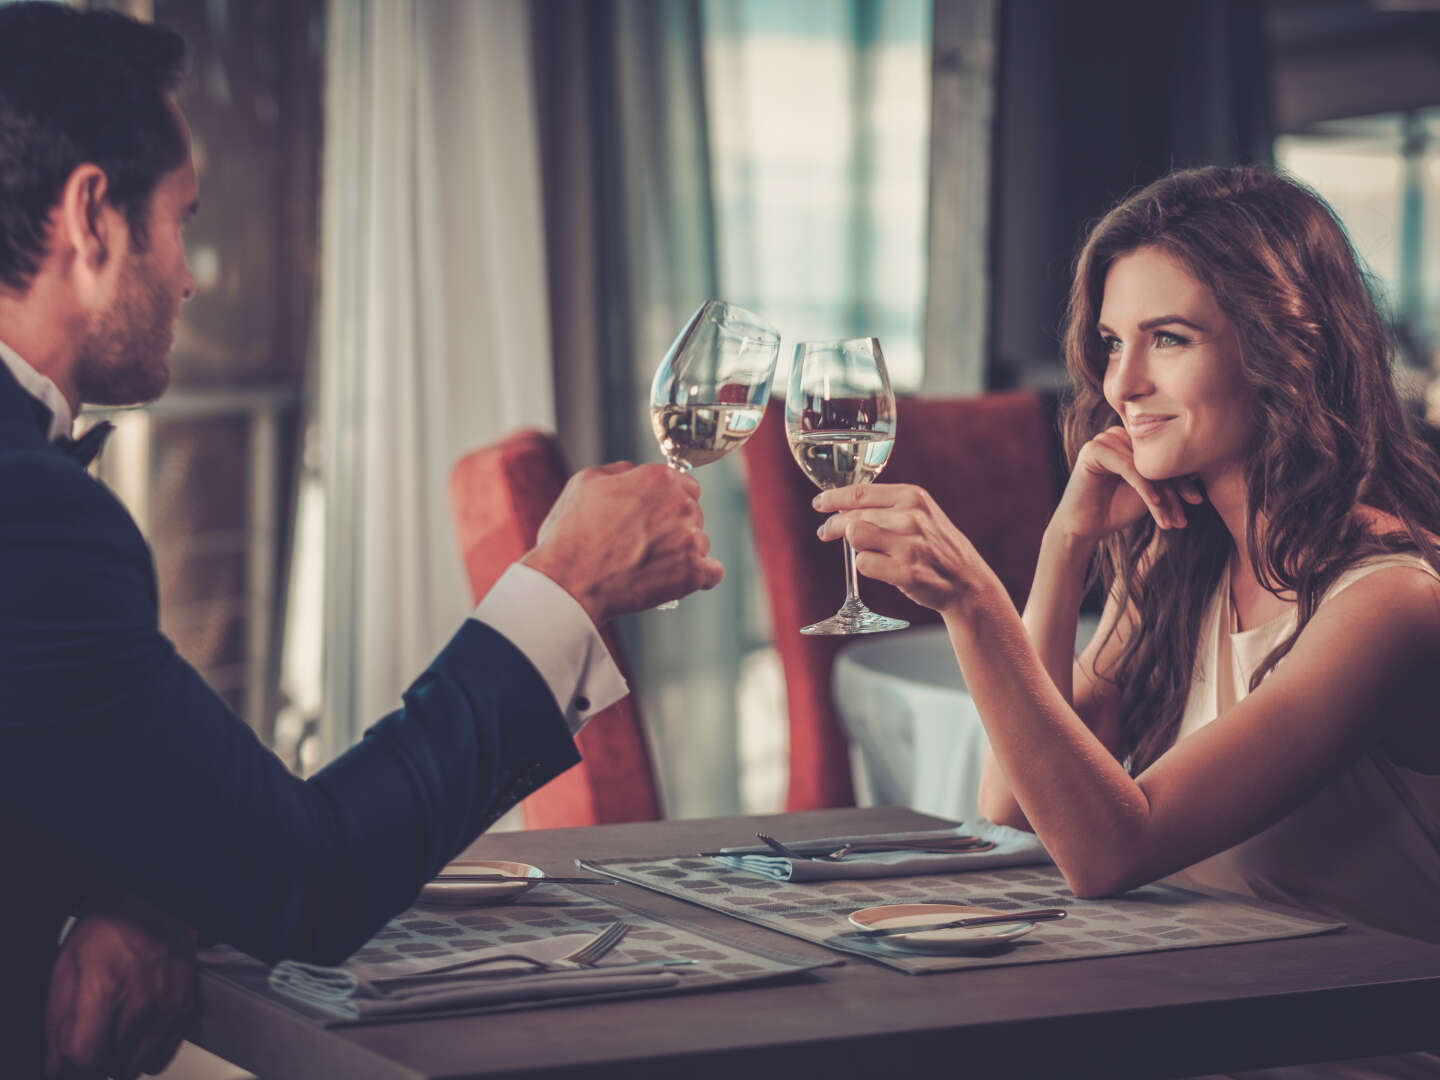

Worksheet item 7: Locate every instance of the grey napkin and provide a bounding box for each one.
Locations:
[712,820,1050,882]
[268,932,678,1019]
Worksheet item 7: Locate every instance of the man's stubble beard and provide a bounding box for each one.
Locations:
[73,249,177,407]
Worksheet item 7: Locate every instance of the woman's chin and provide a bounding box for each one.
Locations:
[1132,453,1185,483]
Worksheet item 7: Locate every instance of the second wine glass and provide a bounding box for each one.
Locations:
[649,300,780,609]
[786,337,907,635]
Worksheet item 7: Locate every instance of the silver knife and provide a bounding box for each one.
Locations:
[856,908,1068,937]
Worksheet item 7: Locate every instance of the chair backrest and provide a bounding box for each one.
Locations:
[448,429,662,827]
[740,390,1064,810]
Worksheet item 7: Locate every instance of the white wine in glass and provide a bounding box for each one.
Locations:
[651,401,766,470]
[786,337,907,635]
[649,300,780,608]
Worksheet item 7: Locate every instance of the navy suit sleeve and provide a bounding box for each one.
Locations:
[0,452,580,964]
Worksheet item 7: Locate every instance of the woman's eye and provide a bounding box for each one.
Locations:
[1101,335,1122,354]
[1154,330,1188,348]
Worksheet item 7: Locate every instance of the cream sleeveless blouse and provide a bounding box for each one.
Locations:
[1166,554,1440,944]
[1170,555,1440,1080]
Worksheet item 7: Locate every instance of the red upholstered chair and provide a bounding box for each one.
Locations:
[740,390,1064,810]
[448,429,662,828]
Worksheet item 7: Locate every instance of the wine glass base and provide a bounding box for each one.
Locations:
[800,602,908,636]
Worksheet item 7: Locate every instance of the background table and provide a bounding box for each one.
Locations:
[835,619,1100,818]
[195,807,1440,1080]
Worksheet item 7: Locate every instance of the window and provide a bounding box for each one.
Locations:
[1276,109,1440,419]
[704,0,932,390]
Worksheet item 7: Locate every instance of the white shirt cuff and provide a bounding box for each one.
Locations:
[471,563,629,735]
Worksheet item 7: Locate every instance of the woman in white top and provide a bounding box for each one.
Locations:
[815,165,1440,950]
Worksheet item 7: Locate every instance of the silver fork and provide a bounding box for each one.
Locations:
[369,920,631,991]
[558,920,629,967]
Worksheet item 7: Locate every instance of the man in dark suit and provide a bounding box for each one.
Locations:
[0,4,723,1076]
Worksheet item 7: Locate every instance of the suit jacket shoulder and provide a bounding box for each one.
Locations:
[0,442,158,625]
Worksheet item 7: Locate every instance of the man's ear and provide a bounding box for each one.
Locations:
[53,164,126,298]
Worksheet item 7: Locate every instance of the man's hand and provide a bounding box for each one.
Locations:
[523,462,724,624]
[45,909,197,1079]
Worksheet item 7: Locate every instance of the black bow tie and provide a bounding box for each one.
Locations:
[55,421,115,467]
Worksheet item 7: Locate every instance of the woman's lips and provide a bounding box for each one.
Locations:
[1127,415,1175,438]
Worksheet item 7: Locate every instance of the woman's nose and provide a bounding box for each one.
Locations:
[1105,345,1153,404]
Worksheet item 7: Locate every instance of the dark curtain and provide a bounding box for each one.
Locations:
[987,0,1274,387]
[531,0,752,818]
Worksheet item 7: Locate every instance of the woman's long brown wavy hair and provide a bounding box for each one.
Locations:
[1062,165,1440,774]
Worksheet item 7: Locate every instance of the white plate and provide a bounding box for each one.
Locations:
[847,904,1036,953]
[418,860,545,907]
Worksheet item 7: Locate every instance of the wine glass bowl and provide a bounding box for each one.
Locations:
[650,301,779,473]
[786,338,907,636]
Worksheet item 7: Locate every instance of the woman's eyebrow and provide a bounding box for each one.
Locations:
[1094,314,1207,335]
[1138,314,1206,332]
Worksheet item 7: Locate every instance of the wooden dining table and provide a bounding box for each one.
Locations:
[193,806,1440,1079]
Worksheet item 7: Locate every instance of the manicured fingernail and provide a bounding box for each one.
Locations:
[817,522,827,538]
[812,495,822,509]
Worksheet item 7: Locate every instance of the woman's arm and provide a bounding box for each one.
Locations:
[972,426,1180,829]
[818,480,1440,898]
[957,562,1440,896]
[979,524,1129,829]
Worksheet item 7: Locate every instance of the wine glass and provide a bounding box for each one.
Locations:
[785,337,907,635]
[649,300,781,608]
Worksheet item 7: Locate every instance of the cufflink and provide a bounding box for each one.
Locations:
[573,695,590,712]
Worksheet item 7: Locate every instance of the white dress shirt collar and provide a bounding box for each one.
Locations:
[0,337,73,441]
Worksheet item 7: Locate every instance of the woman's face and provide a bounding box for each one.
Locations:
[1098,246,1255,485]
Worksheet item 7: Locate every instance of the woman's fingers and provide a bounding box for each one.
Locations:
[812,482,918,514]
[840,516,901,553]
[851,547,904,587]
[1084,431,1187,530]
[816,507,913,541]
[810,495,985,614]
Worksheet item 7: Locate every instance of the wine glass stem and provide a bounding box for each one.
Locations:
[842,538,863,607]
[657,457,691,610]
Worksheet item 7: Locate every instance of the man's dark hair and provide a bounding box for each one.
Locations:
[0,2,187,293]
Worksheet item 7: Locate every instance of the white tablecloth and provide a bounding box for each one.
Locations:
[834,617,1101,820]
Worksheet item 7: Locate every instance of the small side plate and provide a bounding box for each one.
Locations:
[419,860,545,907]
[848,903,1035,953]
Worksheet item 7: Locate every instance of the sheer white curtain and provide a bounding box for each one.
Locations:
[315,0,555,752]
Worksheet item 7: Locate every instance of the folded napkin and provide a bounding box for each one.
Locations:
[711,820,1050,882]
[268,932,679,1019]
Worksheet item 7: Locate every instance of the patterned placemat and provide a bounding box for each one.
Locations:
[577,856,1345,974]
[203,884,838,1025]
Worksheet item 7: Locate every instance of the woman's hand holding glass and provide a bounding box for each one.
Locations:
[813,482,993,618]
